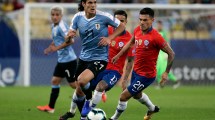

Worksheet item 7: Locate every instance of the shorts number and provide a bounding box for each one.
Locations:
[65,69,70,77]
[110,75,117,85]
[94,61,104,70]
[132,81,144,92]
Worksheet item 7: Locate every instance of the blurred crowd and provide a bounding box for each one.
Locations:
[1,0,215,12]
[1,0,215,40]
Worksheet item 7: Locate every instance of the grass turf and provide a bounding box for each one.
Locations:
[0,86,214,120]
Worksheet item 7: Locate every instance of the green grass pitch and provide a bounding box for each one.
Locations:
[0,86,214,120]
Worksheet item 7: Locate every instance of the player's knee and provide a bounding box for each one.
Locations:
[96,81,108,92]
[51,79,60,85]
[69,82,76,89]
[77,77,86,87]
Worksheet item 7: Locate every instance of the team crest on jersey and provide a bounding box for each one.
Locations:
[144,40,149,46]
[111,41,116,46]
[118,42,124,48]
[95,23,100,30]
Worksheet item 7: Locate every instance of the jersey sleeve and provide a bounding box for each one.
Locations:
[155,32,167,49]
[104,12,120,28]
[69,12,79,31]
[59,21,69,37]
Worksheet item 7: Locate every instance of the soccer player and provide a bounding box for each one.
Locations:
[37,6,77,113]
[59,0,125,120]
[109,7,175,120]
[156,20,180,89]
[80,10,134,119]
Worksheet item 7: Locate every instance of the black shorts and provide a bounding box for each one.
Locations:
[74,59,108,81]
[53,60,77,83]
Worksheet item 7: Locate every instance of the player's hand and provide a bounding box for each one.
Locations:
[98,37,111,46]
[67,30,76,37]
[44,45,57,55]
[160,72,168,86]
[111,55,119,64]
[44,47,52,55]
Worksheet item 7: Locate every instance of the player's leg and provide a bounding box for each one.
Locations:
[37,76,62,113]
[91,70,121,107]
[80,60,107,119]
[131,74,159,120]
[59,59,87,120]
[37,63,64,113]
[156,54,163,84]
[167,71,180,89]
[133,92,159,120]
[109,88,132,120]
[59,60,78,120]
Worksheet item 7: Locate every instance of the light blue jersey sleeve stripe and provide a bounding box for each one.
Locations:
[59,20,68,36]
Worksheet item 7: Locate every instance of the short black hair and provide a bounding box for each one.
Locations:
[139,7,154,18]
[114,10,127,19]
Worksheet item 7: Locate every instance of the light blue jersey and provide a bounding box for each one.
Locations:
[52,20,77,63]
[70,10,120,61]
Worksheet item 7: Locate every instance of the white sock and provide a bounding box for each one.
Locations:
[90,90,102,108]
[69,91,77,114]
[111,101,127,119]
[137,93,155,111]
[81,116,87,119]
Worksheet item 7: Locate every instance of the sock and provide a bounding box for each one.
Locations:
[81,116,87,120]
[83,89,92,100]
[83,82,90,90]
[48,85,60,108]
[111,101,127,119]
[69,91,77,114]
[73,95,86,113]
[137,93,155,111]
[90,90,102,108]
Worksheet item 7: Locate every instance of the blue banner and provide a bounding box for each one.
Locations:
[0,18,20,86]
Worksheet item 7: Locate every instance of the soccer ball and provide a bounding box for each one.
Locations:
[87,108,107,120]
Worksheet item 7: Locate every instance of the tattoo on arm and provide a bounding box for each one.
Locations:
[161,44,175,73]
[123,56,134,80]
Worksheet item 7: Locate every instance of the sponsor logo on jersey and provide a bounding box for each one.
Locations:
[111,41,116,46]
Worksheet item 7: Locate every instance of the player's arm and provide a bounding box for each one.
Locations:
[54,38,75,51]
[160,43,175,85]
[112,36,135,64]
[44,38,74,55]
[121,56,134,90]
[99,20,125,46]
[108,22,125,40]
[65,30,76,43]
[44,41,55,55]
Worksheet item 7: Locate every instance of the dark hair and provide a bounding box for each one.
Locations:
[114,10,127,19]
[139,7,154,18]
[78,0,86,11]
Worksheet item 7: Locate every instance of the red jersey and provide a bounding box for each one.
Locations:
[106,27,134,75]
[133,26,167,78]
